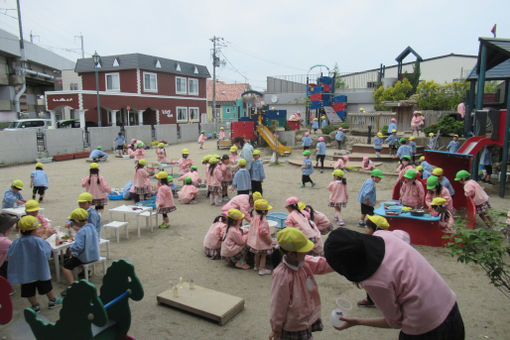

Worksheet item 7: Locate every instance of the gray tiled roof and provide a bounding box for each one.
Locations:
[467,59,510,80]
[476,37,510,74]
[75,53,210,78]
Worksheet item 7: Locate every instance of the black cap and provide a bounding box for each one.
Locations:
[324,228,385,282]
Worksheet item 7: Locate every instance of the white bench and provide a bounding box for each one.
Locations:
[139,210,158,233]
[103,221,128,243]
[82,256,107,281]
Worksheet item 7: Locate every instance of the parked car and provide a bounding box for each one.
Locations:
[4,119,52,131]
[57,119,98,129]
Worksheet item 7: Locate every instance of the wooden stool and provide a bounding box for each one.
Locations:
[104,221,129,243]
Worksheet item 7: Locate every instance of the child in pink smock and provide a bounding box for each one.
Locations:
[269,228,333,340]
[285,196,323,256]
[0,213,16,280]
[81,162,111,212]
[198,130,206,149]
[132,159,151,203]
[178,148,193,175]
[156,143,167,163]
[425,176,454,214]
[220,208,250,269]
[304,204,333,235]
[247,199,274,275]
[455,170,492,227]
[220,155,234,200]
[203,215,227,259]
[177,177,198,204]
[430,197,455,233]
[361,156,375,170]
[133,142,145,162]
[334,155,349,170]
[399,169,424,208]
[222,194,255,222]
[411,110,425,136]
[155,171,176,229]
[218,127,226,140]
[229,146,239,166]
[24,200,55,239]
[207,157,223,206]
[328,169,349,226]
[178,166,202,187]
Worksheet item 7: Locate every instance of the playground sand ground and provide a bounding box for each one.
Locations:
[1,139,510,340]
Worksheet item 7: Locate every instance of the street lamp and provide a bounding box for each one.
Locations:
[92,51,102,127]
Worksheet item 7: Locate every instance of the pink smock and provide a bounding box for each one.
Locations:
[156,185,175,209]
[463,180,489,205]
[327,181,348,205]
[222,195,252,222]
[203,222,227,250]
[178,158,193,175]
[246,215,272,251]
[220,226,247,258]
[81,175,112,200]
[399,181,425,208]
[177,185,198,204]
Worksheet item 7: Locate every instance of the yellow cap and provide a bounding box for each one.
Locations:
[416,165,424,171]
[367,215,390,229]
[453,134,459,138]
[430,197,447,206]
[254,199,272,211]
[409,136,415,141]
[429,132,434,137]
[332,169,344,178]
[24,200,40,212]
[419,156,425,161]
[230,146,238,152]
[238,158,247,166]
[252,192,263,200]
[90,162,99,170]
[182,148,189,155]
[321,115,326,119]
[227,208,245,220]
[138,159,146,166]
[253,149,261,156]
[35,162,43,168]
[377,132,383,138]
[391,129,397,133]
[158,143,165,148]
[202,155,210,162]
[69,208,88,221]
[156,171,169,179]
[77,192,93,202]
[360,108,366,112]
[298,201,306,210]
[432,168,444,176]
[12,179,24,190]
[277,228,314,253]
[18,215,41,231]
[220,127,224,130]
[209,157,218,164]
[313,117,318,120]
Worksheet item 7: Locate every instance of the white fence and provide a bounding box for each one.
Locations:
[0,130,38,164]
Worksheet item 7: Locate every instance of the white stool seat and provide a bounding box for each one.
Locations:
[139,210,158,232]
[82,256,107,281]
[99,238,110,259]
[103,221,128,243]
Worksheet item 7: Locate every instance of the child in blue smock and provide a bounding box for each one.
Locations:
[374,132,384,158]
[2,180,25,209]
[428,132,440,150]
[409,137,417,162]
[301,150,315,188]
[312,118,319,133]
[396,138,411,160]
[357,169,383,226]
[315,136,326,173]
[7,215,62,311]
[335,128,346,149]
[447,135,461,153]
[385,130,399,156]
[480,147,493,184]
[61,208,100,294]
[388,118,397,134]
[65,192,102,236]
[30,163,49,202]
[250,150,266,195]
[419,156,433,173]
[302,132,313,150]
[321,115,328,129]
[232,158,252,195]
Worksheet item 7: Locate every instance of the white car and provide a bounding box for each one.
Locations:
[4,119,52,131]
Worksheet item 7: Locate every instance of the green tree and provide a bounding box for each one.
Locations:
[332,63,348,89]
[416,80,468,110]
[373,78,414,110]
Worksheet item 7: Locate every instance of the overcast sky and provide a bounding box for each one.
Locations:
[1,0,509,90]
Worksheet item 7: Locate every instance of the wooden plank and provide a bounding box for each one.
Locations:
[287,159,382,169]
[156,284,244,326]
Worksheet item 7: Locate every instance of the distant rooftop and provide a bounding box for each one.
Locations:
[207,80,249,102]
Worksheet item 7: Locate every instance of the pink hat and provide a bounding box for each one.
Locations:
[338,127,343,131]
[305,132,310,136]
[343,155,349,161]
[362,156,368,161]
[391,118,396,122]
[285,196,299,206]
[131,138,136,143]
[413,110,419,114]
[318,137,324,142]
[392,230,411,244]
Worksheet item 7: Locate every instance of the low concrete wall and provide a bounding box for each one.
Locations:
[88,126,120,151]
[124,126,152,146]
[278,130,296,147]
[0,130,38,164]
[46,129,84,155]
[179,123,199,142]
[155,125,178,144]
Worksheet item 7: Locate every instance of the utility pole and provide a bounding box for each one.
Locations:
[75,33,85,58]
[14,0,26,115]
[209,36,225,123]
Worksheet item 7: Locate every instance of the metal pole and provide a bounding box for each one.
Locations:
[499,94,510,197]
[95,67,101,127]
[475,44,487,110]
[212,36,217,123]
[80,34,84,58]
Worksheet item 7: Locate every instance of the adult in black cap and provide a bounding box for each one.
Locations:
[0,213,19,279]
[324,228,464,339]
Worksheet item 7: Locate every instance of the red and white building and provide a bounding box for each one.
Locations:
[45,53,210,127]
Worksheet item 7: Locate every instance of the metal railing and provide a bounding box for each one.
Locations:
[345,112,396,131]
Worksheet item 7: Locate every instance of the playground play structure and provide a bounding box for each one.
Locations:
[0,260,144,340]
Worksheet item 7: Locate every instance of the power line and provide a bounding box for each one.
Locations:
[219,51,249,83]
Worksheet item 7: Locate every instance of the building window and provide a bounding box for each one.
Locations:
[225,107,231,114]
[189,107,199,122]
[188,78,199,95]
[105,73,120,91]
[176,77,187,95]
[70,83,78,90]
[176,106,187,122]
[143,72,158,92]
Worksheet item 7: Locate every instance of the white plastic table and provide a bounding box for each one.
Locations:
[109,205,152,237]
[1,206,44,218]
[50,240,74,282]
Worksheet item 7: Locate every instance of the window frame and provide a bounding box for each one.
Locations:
[188,78,199,96]
[189,107,200,122]
[105,72,120,92]
[176,106,188,123]
[175,76,187,95]
[143,72,158,93]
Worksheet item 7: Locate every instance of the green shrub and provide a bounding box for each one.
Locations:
[417,81,469,110]
[381,125,388,135]
[321,125,338,135]
[340,122,349,129]
[373,78,414,110]
[423,115,464,136]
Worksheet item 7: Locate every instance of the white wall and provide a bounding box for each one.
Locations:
[155,125,178,144]
[124,126,152,146]
[0,130,38,164]
[46,129,84,155]
[179,124,199,142]
[88,126,120,151]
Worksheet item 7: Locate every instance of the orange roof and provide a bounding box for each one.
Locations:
[207,80,249,102]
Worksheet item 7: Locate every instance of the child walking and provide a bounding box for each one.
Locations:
[315,137,326,173]
[455,170,492,227]
[81,163,112,212]
[203,215,227,260]
[247,199,274,275]
[312,117,319,133]
[399,169,425,208]
[301,150,315,188]
[269,228,333,340]
[328,169,349,226]
[207,157,223,206]
[156,143,167,163]
[250,150,266,195]
[30,163,48,202]
[388,117,397,134]
[232,159,251,195]
[373,132,384,158]
[385,129,399,156]
[132,159,151,203]
[178,148,193,175]
[396,138,411,160]
[220,209,250,269]
[198,130,206,149]
[302,132,313,150]
[177,177,199,204]
[8,215,63,310]
[156,171,177,228]
[357,169,383,226]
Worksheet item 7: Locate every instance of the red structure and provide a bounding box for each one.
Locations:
[45,53,210,127]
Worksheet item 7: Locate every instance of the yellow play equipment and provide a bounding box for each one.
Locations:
[256,125,291,156]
